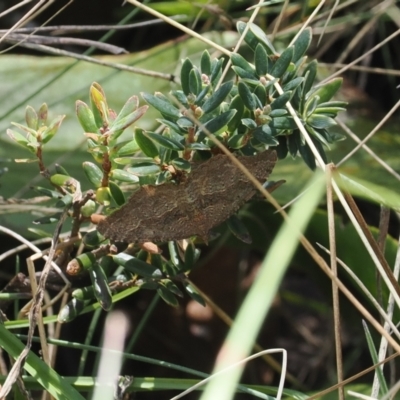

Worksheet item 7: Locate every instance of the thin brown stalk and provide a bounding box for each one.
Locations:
[320,62,400,76]
[0,208,69,398]
[326,165,344,400]
[338,99,400,166]
[337,119,400,181]
[319,27,400,84]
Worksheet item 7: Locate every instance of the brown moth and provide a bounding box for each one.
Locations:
[97,150,277,243]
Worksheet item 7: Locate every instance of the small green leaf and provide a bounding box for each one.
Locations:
[198,110,236,139]
[100,256,118,277]
[15,158,37,163]
[202,81,233,114]
[113,253,160,278]
[109,181,126,206]
[237,21,276,54]
[271,116,298,130]
[159,119,186,134]
[292,28,312,62]
[127,161,160,177]
[308,78,343,104]
[82,161,103,188]
[145,132,184,151]
[304,95,320,117]
[184,242,198,270]
[109,104,148,137]
[72,286,96,301]
[157,284,179,307]
[89,262,112,311]
[113,95,139,122]
[307,114,337,129]
[58,298,85,323]
[238,81,256,111]
[38,103,48,126]
[155,170,168,185]
[189,67,202,95]
[186,142,211,151]
[7,129,32,151]
[74,252,97,271]
[227,214,252,244]
[302,60,318,95]
[114,138,140,157]
[253,125,279,146]
[148,254,162,272]
[200,50,212,75]
[50,173,73,187]
[96,186,112,205]
[270,47,294,78]
[11,122,37,136]
[159,147,173,164]
[181,58,194,95]
[210,58,224,87]
[168,241,183,268]
[176,117,194,131]
[271,91,292,110]
[254,84,267,106]
[83,229,105,248]
[230,53,257,76]
[183,282,206,306]
[255,43,269,76]
[135,128,159,158]
[76,100,98,133]
[33,213,63,225]
[110,169,140,183]
[90,83,108,127]
[283,76,304,92]
[171,90,189,107]
[241,118,257,129]
[195,84,210,104]
[25,106,38,130]
[162,279,184,298]
[276,136,289,159]
[231,66,259,81]
[298,141,316,170]
[55,163,70,176]
[32,186,61,199]
[41,115,65,144]
[55,193,73,208]
[228,134,247,149]
[227,95,245,133]
[141,92,181,120]
[270,109,287,117]
[317,101,348,109]
[171,158,191,172]
[314,106,347,116]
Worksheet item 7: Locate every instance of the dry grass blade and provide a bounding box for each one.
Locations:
[338,99,400,166]
[319,27,400,84]
[2,33,128,54]
[316,243,400,341]
[326,165,344,400]
[126,0,230,55]
[337,118,400,181]
[0,0,53,44]
[320,62,400,77]
[0,207,69,398]
[371,232,400,396]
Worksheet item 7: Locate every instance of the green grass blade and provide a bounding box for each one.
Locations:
[200,171,326,400]
[0,323,85,399]
[362,320,388,396]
